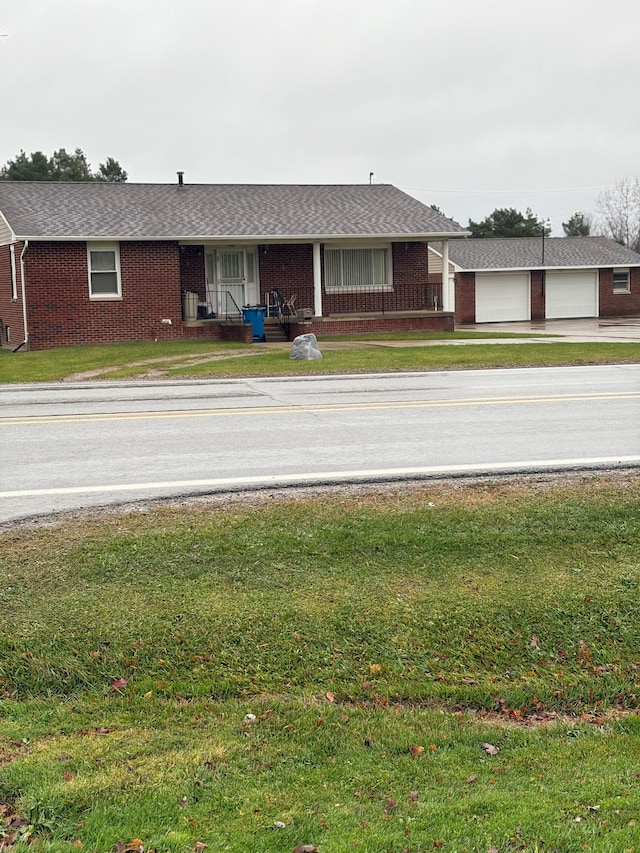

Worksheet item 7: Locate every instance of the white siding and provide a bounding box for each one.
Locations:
[427,246,455,276]
[0,212,14,246]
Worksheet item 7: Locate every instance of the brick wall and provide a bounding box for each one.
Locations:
[257,242,434,316]
[293,313,454,337]
[454,272,476,323]
[258,244,315,311]
[599,268,640,316]
[25,241,184,350]
[322,242,432,314]
[179,245,206,300]
[531,270,545,320]
[0,243,26,347]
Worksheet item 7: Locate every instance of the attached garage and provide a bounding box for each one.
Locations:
[475,272,530,322]
[545,270,598,319]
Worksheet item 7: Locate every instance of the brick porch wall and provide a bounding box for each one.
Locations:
[179,245,206,301]
[257,242,435,316]
[258,244,315,311]
[25,241,184,350]
[0,242,26,347]
[290,313,454,337]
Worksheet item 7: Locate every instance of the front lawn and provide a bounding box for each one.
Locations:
[1,474,639,851]
[0,338,638,382]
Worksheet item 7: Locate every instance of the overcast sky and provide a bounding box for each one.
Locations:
[1,0,638,234]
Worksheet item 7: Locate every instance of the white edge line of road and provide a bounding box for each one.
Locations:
[2,457,640,499]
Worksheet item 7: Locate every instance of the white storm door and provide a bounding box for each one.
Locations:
[218,250,246,315]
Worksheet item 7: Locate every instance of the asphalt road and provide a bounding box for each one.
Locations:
[1,364,639,524]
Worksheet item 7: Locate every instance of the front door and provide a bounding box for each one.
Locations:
[206,249,258,317]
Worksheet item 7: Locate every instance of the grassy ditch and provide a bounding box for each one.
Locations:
[1,475,639,851]
[0,339,638,382]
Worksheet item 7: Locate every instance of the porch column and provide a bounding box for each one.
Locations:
[313,241,323,317]
[441,239,454,314]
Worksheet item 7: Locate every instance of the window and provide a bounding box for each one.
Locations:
[325,246,391,290]
[88,243,121,298]
[613,269,630,293]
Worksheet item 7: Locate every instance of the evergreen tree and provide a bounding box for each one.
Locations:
[0,148,128,182]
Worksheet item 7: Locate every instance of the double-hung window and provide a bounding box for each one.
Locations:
[613,268,630,293]
[88,243,121,298]
[325,245,391,291]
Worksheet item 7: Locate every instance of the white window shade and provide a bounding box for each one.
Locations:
[325,246,390,289]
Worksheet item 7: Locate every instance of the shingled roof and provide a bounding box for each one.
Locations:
[442,237,640,270]
[0,181,468,242]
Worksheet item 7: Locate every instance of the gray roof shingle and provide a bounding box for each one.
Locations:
[0,182,468,241]
[441,237,640,269]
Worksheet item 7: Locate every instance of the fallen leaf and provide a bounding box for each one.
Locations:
[369,663,382,674]
[408,790,419,801]
[467,774,478,784]
[111,678,129,692]
[325,691,335,703]
[63,772,74,782]
[482,743,500,755]
[385,797,397,813]
[579,640,592,662]
[194,844,207,852]
[409,745,424,756]
[292,846,318,853]
[529,635,540,648]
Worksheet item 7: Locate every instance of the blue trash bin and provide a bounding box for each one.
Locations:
[241,306,266,342]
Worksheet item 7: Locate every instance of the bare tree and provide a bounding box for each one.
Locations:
[596,177,640,251]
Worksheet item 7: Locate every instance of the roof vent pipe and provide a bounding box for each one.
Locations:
[177,171,184,186]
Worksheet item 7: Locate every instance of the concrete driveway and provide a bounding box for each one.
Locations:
[457,316,640,342]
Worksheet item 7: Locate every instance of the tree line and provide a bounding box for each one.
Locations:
[0,148,127,182]
[457,178,640,251]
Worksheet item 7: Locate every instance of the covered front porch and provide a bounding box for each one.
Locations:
[178,238,454,341]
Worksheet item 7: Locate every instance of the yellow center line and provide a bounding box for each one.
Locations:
[0,391,638,426]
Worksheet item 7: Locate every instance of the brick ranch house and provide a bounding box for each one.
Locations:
[428,237,640,324]
[0,179,469,350]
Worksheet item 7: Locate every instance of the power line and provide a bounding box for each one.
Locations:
[399,184,610,195]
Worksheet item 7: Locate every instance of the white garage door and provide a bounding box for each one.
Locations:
[545,271,597,319]
[475,273,530,322]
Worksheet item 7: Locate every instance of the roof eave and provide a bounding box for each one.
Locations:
[458,263,640,272]
[13,230,472,243]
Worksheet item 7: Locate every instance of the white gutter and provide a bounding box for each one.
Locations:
[14,231,472,243]
[18,240,29,350]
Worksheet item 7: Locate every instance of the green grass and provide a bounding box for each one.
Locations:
[1,475,640,851]
[164,342,640,377]
[0,341,247,383]
[2,339,638,383]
